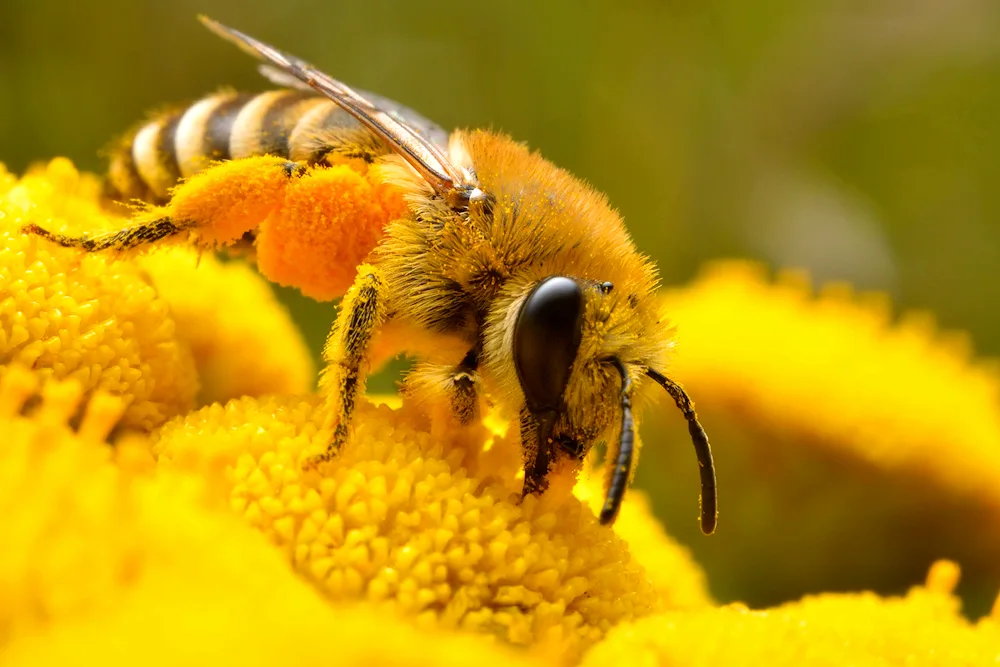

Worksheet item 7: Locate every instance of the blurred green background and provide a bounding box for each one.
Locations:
[2,0,998,610]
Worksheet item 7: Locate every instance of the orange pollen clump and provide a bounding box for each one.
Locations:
[170,155,294,246]
[256,160,408,301]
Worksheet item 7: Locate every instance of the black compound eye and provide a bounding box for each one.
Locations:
[513,276,584,415]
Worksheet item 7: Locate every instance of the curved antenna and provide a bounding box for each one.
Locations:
[599,358,636,525]
[646,368,718,535]
[199,16,472,200]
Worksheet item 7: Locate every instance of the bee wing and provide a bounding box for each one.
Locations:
[202,16,466,195]
[357,91,452,151]
[258,64,450,149]
[257,63,312,91]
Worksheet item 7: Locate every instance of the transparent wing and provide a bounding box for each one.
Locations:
[258,64,449,150]
[202,16,465,195]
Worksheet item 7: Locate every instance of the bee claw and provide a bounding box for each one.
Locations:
[301,452,331,472]
[301,421,346,471]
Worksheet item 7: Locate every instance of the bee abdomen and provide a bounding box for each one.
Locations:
[106,89,351,204]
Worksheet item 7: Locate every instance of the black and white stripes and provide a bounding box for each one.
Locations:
[106,89,347,203]
[104,85,449,205]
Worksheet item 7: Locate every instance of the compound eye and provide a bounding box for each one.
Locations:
[513,276,584,415]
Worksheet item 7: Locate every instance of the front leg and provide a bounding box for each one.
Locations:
[313,264,388,464]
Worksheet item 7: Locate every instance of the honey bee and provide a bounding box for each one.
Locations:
[24,17,717,531]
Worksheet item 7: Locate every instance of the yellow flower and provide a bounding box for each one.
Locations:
[0,159,197,429]
[1,161,706,661]
[7,157,998,666]
[644,260,1000,610]
[581,561,1000,666]
[0,366,539,667]
[665,261,1000,489]
[573,475,711,610]
[0,159,313,426]
[152,391,709,659]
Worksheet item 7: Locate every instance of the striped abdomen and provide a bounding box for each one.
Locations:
[106,89,371,204]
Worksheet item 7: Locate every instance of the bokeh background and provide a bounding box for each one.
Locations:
[2,0,998,615]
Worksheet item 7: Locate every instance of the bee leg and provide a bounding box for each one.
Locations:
[398,348,481,441]
[22,217,194,252]
[312,264,388,465]
[23,155,304,255]
[448,348,480,426]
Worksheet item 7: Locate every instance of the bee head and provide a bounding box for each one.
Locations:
[505,274,717,534]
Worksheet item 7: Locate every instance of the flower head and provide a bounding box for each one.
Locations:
[645,261,1000,608]
[0,159,197,429]
[0,366,540,667]
[0,159,313,427]
[3,157,996,666]
[152,391,710,657]
[664,261,1000,490]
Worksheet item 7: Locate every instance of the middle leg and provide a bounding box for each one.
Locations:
[403,346,483,430]
[314,264,388,464]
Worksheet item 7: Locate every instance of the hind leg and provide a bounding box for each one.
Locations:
[22,155,304,254]
[22,217,194,251]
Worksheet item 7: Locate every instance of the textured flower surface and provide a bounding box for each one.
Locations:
[0,159,312,425]
[0,367,540,667]
[2,160,1000,666]
[152,393,674,656]
[0,159,197,429]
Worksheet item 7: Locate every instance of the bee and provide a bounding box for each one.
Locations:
[24,16,717,531]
